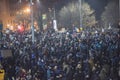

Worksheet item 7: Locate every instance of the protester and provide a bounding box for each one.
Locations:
[0,27,119,80]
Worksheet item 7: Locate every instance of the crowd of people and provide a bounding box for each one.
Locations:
[0,27,120,80]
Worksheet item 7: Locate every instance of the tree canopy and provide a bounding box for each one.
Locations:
[59,2,97,29]
[101,0,119,28]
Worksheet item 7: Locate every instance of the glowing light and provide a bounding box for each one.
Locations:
[10,26,13,30]
[24,7,30,13]
[18,25,21,30]
[37,0,40,3]
[7,24,10,27]
[26,8,30,13]
[18,25,24,32]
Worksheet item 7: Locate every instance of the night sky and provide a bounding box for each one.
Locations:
[86,0,109,20]
[41,0,110,20]
[9,0,117,20]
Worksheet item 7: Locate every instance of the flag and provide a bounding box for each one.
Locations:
[0,69,5,80]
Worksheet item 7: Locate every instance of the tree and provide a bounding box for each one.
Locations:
[58,2,97,29]
[101,0,119,28]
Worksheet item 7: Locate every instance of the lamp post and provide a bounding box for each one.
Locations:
[30,0,35,43]
[53,8,58,31]
[79,0,82,28]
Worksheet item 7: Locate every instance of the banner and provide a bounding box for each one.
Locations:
[0,50,12,58]
[53,20,58,31]
[42,14,47,30]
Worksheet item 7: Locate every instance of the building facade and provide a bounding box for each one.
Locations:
[0,0,26,30]
[0,0,10,30]
[0,0,41,31]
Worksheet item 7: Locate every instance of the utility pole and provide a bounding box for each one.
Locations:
[79,0,82,28]
[119,0,120,22]
[30,0,35,43]
[53,8,58,31]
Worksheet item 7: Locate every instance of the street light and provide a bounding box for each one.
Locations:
[18,0,35,43]
[79,0,82,28]
[30,0,35,44]
[24,7,30,13]
[53,8,58,31]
